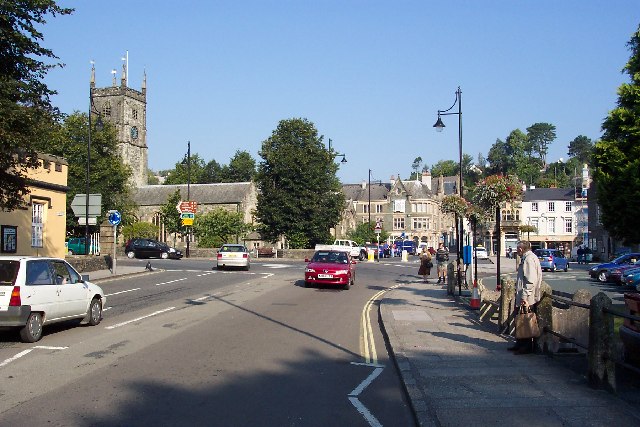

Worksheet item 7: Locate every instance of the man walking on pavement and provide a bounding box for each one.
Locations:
[436,242,449,284]
[509,240,542,355]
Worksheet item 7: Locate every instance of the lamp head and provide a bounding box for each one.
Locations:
[95,115,104,131]
[433,115,445,132]
[340,154,347,163]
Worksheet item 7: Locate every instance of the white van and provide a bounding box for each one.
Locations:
[0,257,105,342]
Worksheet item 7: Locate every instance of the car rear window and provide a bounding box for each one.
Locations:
[535,250,551,257]
[0,261,19,286]
[220,245,245,252]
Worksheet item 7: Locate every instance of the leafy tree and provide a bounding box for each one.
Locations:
[0,1,72,210]
[567,135,593,165]
[192,208,253,248]
[255,118,345,248]
[411,157,423,180]
[163,153,205,185]
[160,189,183,246]
[223,150,256,182]
[47,112,133,233]
[593,25,640,244]
[526,122,556,166]
[519,224,538,241]
[486,138,515,175]
[201,159,223,183]
[347,221,389,245]
[147,169,160,185]
[120,222,159,242]
[430,160,457,178]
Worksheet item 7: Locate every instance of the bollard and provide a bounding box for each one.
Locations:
[588,292,616,392]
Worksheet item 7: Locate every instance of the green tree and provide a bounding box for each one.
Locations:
[121,222,158,242]
[193,208,253,248]
[430,160,457,178]
[163,153,205,185]
[0,1,72,210]
[201,159,223,183]
[411,157,423,180]
[160,189,183,246]
[223,150,256,182]
[47,112,133,233]
[593,25,640,244]
[255,118,345,248]
[347,221,389,245]
[567,135,593,165]
[526,122,556,166]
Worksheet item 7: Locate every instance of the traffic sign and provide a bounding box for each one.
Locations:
[181,218,194,226]
[71,193,102,217]
[180,212,194,219]
[108,210,122,226]
[176,201,197,214]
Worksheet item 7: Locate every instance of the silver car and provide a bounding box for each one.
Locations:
[216,244,250,270]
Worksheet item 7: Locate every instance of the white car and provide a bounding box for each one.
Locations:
[216,244,251,270]
[0,256,105,342]
[475,247,489,260]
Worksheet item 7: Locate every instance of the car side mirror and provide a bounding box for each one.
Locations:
[304,258,310,263]
[81,274,90,282]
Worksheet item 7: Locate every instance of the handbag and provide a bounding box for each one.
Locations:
[426,260,433,269]
[515,306,540,339]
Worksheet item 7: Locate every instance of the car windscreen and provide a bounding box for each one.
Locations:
[0,261,19,286]
[311,251,348,264]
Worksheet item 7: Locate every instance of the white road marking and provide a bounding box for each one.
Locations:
[155,278,188,286]
[348,397,383,427]
[257,264,290,269]
[349,366,384,396]
[196,272,215,277]
[105,288,141,297]
[348,364,385,426]
[0,346,68,368]
[105,307,176,330]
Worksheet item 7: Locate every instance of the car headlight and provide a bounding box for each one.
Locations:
[305,268,315,273]
[335,270,348,275]
[169,248,176,253]
[590,267,597,272]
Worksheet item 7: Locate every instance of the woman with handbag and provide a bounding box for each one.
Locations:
[418,247,433,283]
[509,240,543,355]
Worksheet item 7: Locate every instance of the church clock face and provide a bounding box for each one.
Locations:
[130,126,139,140]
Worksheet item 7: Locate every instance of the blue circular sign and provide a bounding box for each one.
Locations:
[108,211,122,226]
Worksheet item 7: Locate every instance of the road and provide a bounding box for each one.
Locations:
[0,258,416,426]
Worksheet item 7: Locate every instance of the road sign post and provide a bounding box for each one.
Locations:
[107,210,121,275]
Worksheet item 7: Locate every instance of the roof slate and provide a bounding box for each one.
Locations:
[133,183,254,206]
[522,187,575,202]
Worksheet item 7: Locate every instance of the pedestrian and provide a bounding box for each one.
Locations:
[577,246,584,264]
[509,240,543,355]
[435,242,449,284]
[418,247,433,282]
[507,247,513,259]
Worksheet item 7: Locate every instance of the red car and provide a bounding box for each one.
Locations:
[304,250,356,290]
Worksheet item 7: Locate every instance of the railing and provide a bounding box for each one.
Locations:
[494,277,640,392]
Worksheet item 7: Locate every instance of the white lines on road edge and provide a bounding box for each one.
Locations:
[0,345,68,368]
[105,288,141,297]
[348,364,385,427]
[155,278,188,286]
[105,307,176,330]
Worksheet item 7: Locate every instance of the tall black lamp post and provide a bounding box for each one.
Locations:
[328,138,347,163]
[86,68,103,255]
[434,86,463,295]
[186,141,191,258]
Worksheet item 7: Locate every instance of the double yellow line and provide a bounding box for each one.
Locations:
[360,284,401,364]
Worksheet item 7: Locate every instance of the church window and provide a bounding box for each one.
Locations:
[102,102,111,117]
[132,108,138,120]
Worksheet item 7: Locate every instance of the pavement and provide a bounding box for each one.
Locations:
[84,257,640,426]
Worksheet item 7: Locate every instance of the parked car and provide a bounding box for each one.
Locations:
[589,253,640,282]
[475,246,489,260]
[606,260,640,284]
[66,237,86,255]
[304,250,356,290]
[216,244,250,270]
[124,238,183,260]
[534,249,569,272]
[0,256,105,342]
[623,269,640,290]
[365,243,382,259]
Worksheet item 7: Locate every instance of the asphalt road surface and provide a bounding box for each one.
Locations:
[0,258,417,426]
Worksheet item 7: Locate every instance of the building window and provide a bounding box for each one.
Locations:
[565,201,572,212]
[31,203,44,248]
[132,108,138,120]
[531,202,538,212]
[55,162,62,172]
[393,199,406,213]
[375,204,383,213]
[363,204,369,214]
[531,219,539,233]
[548,202,555,212]
[102,102,111,117]
[393,217,405,230]
[548,217,555,234]
[412,217,429,230]
[564,218,573,233]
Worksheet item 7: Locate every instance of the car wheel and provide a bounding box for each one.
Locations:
[598,271,608,282]
[161,252,169,259]
[551,264,557,272]
[564,263,569,272]
[20,312,43,343]
[359,252,366,261]
[87,298,102,326]
[126,251,135,259]
[343,281,350,290]
[244,264,250,271]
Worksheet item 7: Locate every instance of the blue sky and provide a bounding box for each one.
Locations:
[42,1,639,184]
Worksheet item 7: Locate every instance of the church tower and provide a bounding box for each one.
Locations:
[90,60,148,187]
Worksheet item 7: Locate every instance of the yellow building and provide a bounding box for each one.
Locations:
[0,154,69,258]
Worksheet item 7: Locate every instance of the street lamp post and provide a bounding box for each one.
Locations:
[328,138,347,163]
[86,69,103,256]
[186,141,191,258]
[434,86,463,295]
